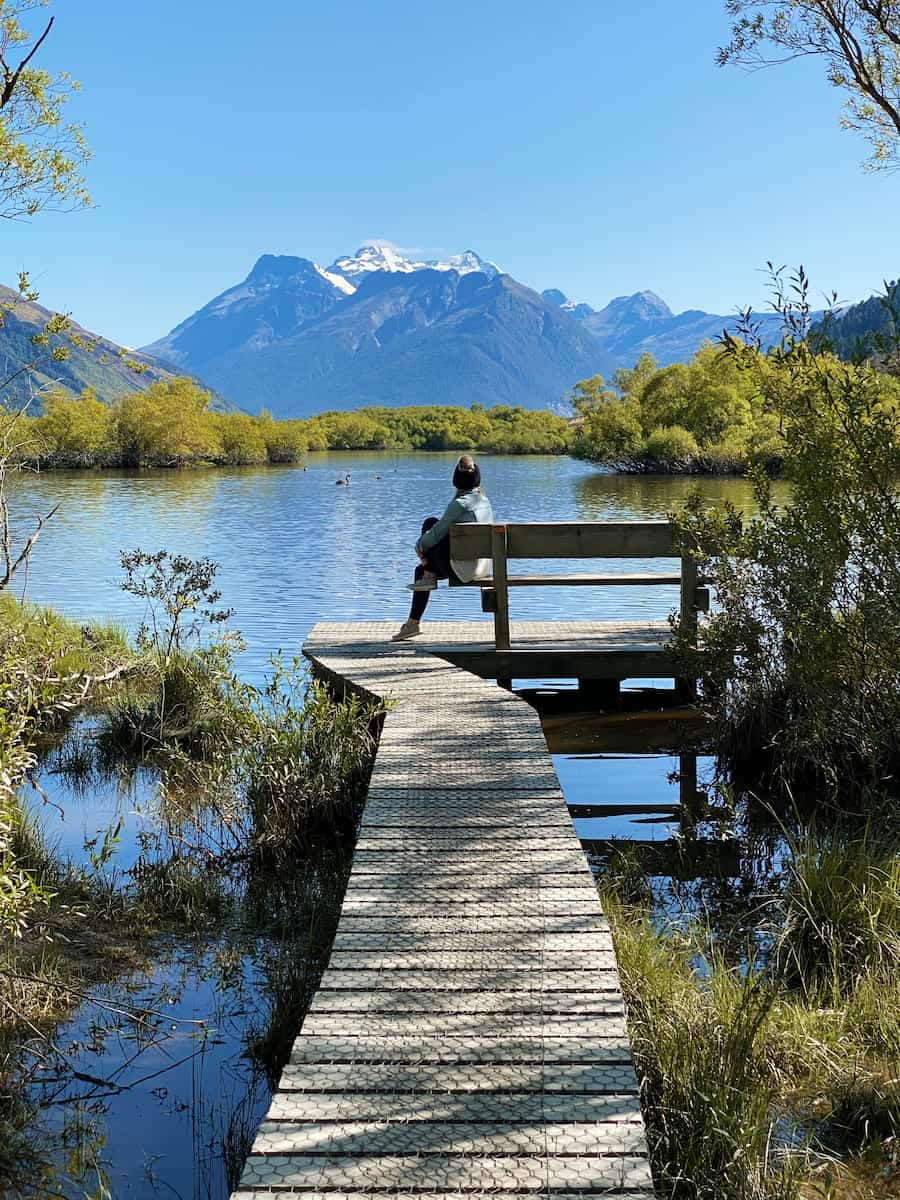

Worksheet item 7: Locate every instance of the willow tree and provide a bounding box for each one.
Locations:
[719,1,900,169]
[0,1,91,593]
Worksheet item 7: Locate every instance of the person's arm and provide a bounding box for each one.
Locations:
[416,498,464,553]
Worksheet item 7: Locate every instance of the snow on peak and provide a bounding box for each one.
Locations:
[432,250,500,278]
[314,264,356,294]
[326,243,501,290]
[328,244,420,285]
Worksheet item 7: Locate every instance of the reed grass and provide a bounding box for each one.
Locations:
[773,829,900,996]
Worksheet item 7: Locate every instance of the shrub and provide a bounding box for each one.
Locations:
[244,659,380,857]
[643,424,700,468]
[671,270,900,797]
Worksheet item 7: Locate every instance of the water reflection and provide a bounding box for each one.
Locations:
[11,455,775,684]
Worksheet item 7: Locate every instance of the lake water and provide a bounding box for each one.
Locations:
[9,454,769,1198]
[10,453,765,680]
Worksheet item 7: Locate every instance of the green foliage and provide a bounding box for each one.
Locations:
[34,387,109,466]
[571,397,643,468]
[571,344,781,474]
[110,551,381,856]
[119,549,233,658]
[719,1,900,171]
[111,379,223,467]
[643,424,701,467]
[0,3,90,219]
[605,894,802,1200]
[22,385,574,469]
[671,269,900,794]
[244,658,379,859]
[306,403,572,456]
[0,595,131,933]
[774,829,900,995]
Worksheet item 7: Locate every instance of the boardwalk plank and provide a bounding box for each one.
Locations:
[230,622,652,1200]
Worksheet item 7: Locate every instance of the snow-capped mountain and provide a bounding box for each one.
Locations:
[327,244,500,289]
[143,249,605,415]
[142,242,790,417]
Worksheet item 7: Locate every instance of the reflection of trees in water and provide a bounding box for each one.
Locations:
[8,852,350,1197]
[573,470,792,523]
[6,735,352,1199]
[574,471,767,521]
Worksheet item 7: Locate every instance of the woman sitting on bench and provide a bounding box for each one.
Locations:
[391,455,493,641]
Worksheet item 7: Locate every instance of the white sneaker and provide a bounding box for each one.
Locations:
[407,577,437,592]
[391,620,421,641]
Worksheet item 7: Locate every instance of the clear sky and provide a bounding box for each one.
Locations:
[3,0,897,348]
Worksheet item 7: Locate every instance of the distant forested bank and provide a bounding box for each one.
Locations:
[13,379,573,468]
[15,341,900,473]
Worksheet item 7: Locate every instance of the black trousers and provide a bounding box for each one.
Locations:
[409,516,462,620]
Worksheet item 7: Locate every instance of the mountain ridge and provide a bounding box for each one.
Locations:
[143,242,792,417]
[0,285,217,409]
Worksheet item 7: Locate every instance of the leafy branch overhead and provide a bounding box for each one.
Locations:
[719,0,900,169]
[0,1,90,217]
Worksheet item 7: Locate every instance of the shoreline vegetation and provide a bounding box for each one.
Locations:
[603,276,900,1197]
[16,335,900,476]
[14,379,574,467]
[0,560,383,1192]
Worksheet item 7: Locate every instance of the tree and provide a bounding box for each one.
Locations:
[111,379,222,467]
[36,387,110,465]
[719,1,900,170]
[0,3,91,592]
[0,1,90,217]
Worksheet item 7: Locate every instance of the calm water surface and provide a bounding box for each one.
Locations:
[11,456,769,1198]
[11,453,768,680]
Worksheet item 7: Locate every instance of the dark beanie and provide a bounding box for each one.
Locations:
[452,454,481,490]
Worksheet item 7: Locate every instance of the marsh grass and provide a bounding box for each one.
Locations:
[244,662,380,859]
[603,806,900,1200]
[0,573,382,1195]
[774,829,900,995]
[604,892,806,1200]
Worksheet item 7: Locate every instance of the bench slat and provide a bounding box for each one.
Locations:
[451,521,678,558]
[471,573,683,587]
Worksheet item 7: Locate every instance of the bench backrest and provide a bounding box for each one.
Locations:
[451,520,679,559]
[449,519,703,657]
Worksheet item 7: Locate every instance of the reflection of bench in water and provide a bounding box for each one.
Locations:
[449,519,710,692]
[584,837,742,882]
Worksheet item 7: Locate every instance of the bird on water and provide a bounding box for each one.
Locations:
[335,474,351,485]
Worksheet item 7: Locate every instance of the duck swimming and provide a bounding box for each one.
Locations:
[335,474,351,485]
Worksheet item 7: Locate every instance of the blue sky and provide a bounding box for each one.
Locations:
[3,0,897,348]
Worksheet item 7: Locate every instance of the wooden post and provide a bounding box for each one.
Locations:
[676,550,699,702]
[491,524,511,651]
[491,524,512,689]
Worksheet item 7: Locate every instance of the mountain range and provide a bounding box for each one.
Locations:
[2,245,796,415]
[142,245,787,416]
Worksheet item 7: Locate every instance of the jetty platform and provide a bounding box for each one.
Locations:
[230,620,657,1199]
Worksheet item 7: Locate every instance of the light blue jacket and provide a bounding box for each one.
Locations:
[417,487,494,582]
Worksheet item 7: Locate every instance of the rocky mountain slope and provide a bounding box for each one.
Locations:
[144,244,791,416]
[143,249,610,415]
[0,285,198,409]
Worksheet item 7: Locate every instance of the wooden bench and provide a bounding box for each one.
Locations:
[449,519,708,653]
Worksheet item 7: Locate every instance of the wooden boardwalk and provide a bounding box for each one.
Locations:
[230,621,655,1198]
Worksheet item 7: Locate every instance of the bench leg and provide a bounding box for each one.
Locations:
[480,587,497,613]
[577,678,620,707]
